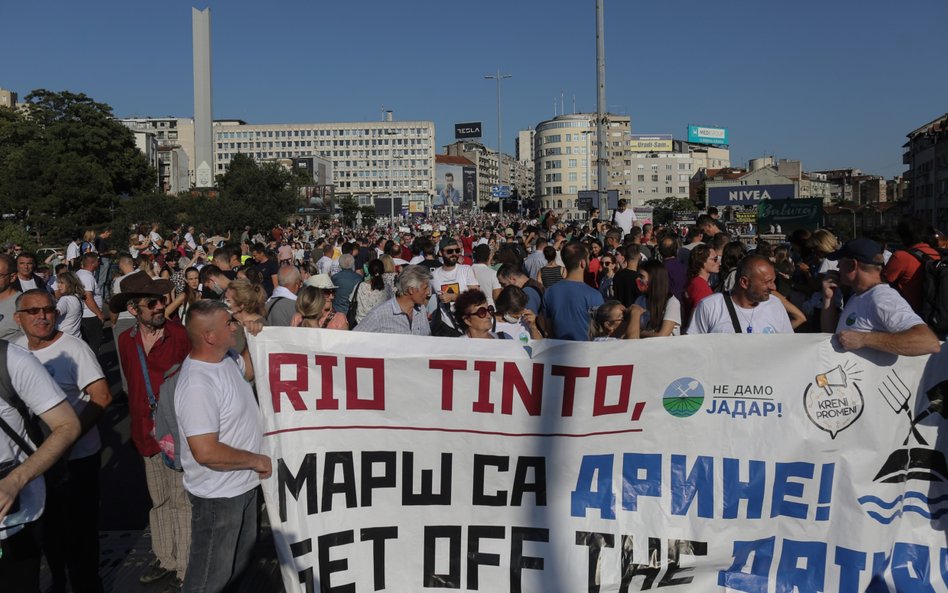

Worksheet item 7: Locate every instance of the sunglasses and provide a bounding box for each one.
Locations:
[602,261,615,266]
[322,288,337,295]
[443,249,461,255]
[17,305,57,316]
[464,305,495,319]
[139,298,165,309]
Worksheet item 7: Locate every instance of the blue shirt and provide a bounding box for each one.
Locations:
[542,279,604,341]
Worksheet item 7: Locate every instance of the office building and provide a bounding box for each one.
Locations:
[903,113,948,228]
[533,113,633,220]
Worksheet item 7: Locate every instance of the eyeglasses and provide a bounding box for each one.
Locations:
[17,305,57,315]
[139,298,165,309]
[443,249,461,255]
[602,261,615,267]
[322,288,337,295]
[464,305,495,319]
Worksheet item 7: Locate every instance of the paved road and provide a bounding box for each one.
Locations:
[62,325,284,592]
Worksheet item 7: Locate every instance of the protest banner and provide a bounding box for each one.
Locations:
[249,329,948,592]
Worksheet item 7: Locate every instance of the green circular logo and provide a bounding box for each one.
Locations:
[662,378,705,418]
[846,313,857,326]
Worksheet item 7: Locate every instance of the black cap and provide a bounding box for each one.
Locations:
[826,238,883,265]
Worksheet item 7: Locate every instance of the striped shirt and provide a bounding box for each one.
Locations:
[354,297,431,336]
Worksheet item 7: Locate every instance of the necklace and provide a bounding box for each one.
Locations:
[736,304,759,333]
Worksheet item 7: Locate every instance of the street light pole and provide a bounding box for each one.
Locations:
[485,69,512,218]
[595,0,608,221]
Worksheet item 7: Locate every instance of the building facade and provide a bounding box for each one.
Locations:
[120,116,436,207]
[903,114,948,229]
[213,119,435,207]
[118,117,194,194]
[533,113,633,220]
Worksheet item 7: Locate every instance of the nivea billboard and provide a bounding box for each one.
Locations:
[707,184,795,206]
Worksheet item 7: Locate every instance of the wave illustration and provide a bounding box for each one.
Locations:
[859,491,948,523]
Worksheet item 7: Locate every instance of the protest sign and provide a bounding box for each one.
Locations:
[249,329,948,592]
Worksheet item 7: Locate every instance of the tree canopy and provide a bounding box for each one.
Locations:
[0,90,155,243]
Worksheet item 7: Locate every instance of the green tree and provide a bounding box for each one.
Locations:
[0,90,155,242]
[214,153,297,231]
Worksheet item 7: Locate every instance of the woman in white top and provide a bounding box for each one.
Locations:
[53,271,85,339]
[628,260,682,338]
[354,259,393,323]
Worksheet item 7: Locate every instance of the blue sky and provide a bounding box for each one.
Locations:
[3,0,946,177]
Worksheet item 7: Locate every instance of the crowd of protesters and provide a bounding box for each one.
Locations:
[0,204,945,592]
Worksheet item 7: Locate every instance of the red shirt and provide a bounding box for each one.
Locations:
[685,276,713,324]
[883,243,941,313]
[118,320,192,457]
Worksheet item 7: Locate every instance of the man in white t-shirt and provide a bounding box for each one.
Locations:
[0,340,79,590]
[14,289,112,593]
[612,199,637,239]
[821,238,940,356]
[471,244,501,307]
[175,300,269,593]
[430,239,479,305]
[690,254,794,335]
[76,252,105,354]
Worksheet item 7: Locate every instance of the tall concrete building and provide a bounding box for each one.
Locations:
[214,119,435,207]
[192,7,214,188]
[443,140,533,210]
[903,113,948,228]
[118,117,193,194]
[533,113,632,220]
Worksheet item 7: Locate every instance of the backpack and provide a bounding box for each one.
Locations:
[909,249,948,338]
[153,363,185,471]
[153,353,243,472]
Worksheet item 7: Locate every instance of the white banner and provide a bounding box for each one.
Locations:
[249,329,948,593]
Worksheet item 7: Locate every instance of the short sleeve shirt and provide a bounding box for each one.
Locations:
[689,293,793,335]
[836,283,924,334]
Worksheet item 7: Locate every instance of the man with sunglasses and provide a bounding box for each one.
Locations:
[14,289,112,593]
[431,239,479,307]
[821,238,940,356]
[113,272,193,589]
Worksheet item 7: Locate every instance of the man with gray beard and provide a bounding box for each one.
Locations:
[114,272,193,590]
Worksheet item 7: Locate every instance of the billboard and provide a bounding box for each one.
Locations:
[707,183,795,207]
[757,198,824,232]
[435,163,476,208]
[454,122,482,140]
[374,197,403,216]
[462,167,477,205]
[687,125,729,146]
[577,189,619,211]
[629,134,673,152]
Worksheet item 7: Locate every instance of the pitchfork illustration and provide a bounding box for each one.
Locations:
[879,371,948,446]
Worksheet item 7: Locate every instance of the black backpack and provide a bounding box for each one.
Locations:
[909,249,948,338]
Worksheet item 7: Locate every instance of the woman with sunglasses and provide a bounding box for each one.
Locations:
[627,260,681,338]
[493,285,542,344]
[684,244,719,327]
[598,255,617,300]
[453,289,507,339]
